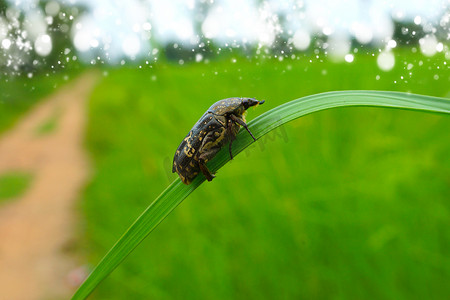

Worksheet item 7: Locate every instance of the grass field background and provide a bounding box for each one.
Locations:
[79,50,450,299]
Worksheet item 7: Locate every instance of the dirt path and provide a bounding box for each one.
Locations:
[0,72,98,300]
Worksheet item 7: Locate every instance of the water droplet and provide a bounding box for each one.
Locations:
[377,51,395,71]
[344,54,354,63]
[414,16,422,25]
[35,34,52,56]
[1,38,11,50]
[292,29,310,50]
[122,35,140,58]
[419,34,438,56]
[387,40,397,49]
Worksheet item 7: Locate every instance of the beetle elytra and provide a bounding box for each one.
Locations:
[172,97,265,184]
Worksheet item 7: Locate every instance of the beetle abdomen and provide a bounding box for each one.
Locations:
[172,112,225,184]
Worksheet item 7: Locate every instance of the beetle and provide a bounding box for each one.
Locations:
[172,97,265,184]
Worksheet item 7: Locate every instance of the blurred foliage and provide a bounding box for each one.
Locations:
[0,171,32,202]
[81,50,449,299]
[0,0,7,15]
[392,20,425,46]
[0,0,85,75]
[35,1,87,72]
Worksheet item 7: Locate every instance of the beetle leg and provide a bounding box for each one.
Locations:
[227,119,236,160]
[198,160,215,181]
[230,114,257,141]
[198,150,220,181]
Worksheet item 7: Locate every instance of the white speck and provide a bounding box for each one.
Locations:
[45,1,60,17]
[322,27,333,36]
[152,48,159,55]
[1,38,11,50]
[195,53,203,62]
[419,34,437,56]
[73,31,91,52]
[231,58,237,63]
[377,51,395,72]
[27,72,33,78]
[151,75,157,81]
[45,16,53,25]
[407,63,413,70]
[344,54,354,63]
[143,22,152,31]
[436,42,443,52]
[376,75,380,80]
[122,35,140,58]
[292,29,310,50]
[34,34,52,56]
[433,74,439,80]
[419,60,423,66]
[414,16,422,25]
[352,23,373,44]
[178,59,184,65]
[387,40,397,49]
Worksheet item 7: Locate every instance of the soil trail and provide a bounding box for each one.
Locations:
[0,72,98,300]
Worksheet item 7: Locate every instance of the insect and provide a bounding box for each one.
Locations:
[172,97,265,184]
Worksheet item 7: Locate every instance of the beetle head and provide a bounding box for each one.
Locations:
[242,98,265,109]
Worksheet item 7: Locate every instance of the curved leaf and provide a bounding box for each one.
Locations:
[72,91,450,299]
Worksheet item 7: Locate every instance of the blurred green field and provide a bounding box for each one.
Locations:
[81,51,449,299]
[0,70,80,134]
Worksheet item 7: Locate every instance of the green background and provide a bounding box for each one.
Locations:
[80,50,450,299]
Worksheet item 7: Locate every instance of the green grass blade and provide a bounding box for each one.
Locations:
[72,91,450,299]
